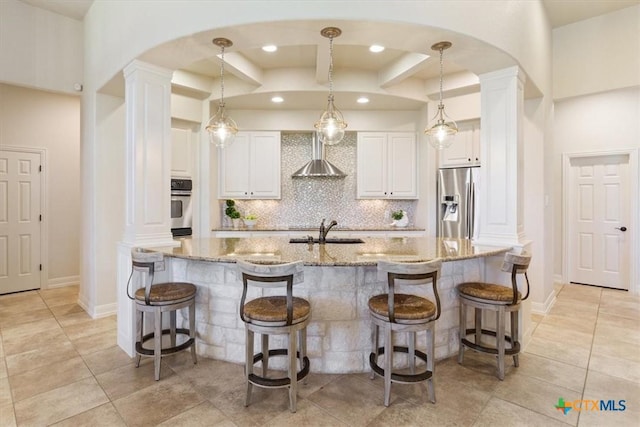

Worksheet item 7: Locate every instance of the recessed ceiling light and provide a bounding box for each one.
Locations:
[262,45,278,52]
[271,96,284,103]
[369,45,385,53]
[357,97,370,104]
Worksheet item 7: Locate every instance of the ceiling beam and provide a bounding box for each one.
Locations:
[378,52,430,88]
[423,70,479,99]
[218,52,263,86]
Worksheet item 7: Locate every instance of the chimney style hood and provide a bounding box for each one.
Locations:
[291,132,346,178]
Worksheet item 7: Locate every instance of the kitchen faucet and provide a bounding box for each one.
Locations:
[318,218,338,243]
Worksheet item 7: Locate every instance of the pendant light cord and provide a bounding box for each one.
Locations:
[220,45,226,106]
[438,46,444,111]
[328,35,334,98]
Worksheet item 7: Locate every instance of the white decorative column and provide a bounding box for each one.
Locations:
[475,66,532,349]
[117,60,176,356]
[476,66,528,248]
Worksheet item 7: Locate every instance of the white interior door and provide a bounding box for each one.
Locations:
[568,154,629,289]
[0,149,42,294]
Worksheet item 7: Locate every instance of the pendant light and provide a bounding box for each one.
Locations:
[314,27,347,146]
[206,37,238,148]
[425,41,458,150]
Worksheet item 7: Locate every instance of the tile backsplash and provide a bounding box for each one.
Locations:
[220,132,417,228]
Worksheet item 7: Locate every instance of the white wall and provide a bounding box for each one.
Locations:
[0,0,83,94]
[0,83,80,286]
[553,86,640,275]
[553,5,640,100]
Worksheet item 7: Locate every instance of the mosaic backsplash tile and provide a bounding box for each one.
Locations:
[220,132,417,228]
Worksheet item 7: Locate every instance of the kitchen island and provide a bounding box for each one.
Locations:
[147,236,511,373]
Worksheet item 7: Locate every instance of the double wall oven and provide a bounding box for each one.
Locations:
[170,178,192,237]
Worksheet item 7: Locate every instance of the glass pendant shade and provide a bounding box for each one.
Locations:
[206,37,237,148]
[206,102,238,148]
[426,104,457,149]
[424,41,457,150]
[315,27,347,146]
[315,95,347,145]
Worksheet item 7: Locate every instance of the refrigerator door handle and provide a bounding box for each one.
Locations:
[469,182,476,238]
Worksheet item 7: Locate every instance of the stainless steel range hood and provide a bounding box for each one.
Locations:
[291,132,346,178]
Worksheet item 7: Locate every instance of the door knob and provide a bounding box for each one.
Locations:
[616,226,627,232]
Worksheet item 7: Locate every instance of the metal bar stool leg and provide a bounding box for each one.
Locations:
[189,300,197,364]
[300,328,308,385]
[474,308,482,345]
[426,325,436,403]
[245,328,254,407]
[383,323,393,407]
[170,311,177,348]
[261,334,269,377]
[458,301,466,364]
[511,310,519,367]
[408,332,416,374]
[136,310,144,367]
[288,328,298,413]
[370,324,379,380]
[496,307,506,380]
[154,309,162,381]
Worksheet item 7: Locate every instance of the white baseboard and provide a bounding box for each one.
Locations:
[47,275,80,289]
[77,296,117,319]
[531,289,557,315]
[553,273,563,284]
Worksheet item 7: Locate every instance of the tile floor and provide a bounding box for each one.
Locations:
[0,283,638,426]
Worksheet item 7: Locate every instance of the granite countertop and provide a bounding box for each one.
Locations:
[150,237,511,266]
[212,226,425,232]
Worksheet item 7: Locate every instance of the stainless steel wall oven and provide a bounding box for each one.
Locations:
[170,178,192,237]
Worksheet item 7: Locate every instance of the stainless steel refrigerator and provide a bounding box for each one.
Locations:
[437,167,479,239]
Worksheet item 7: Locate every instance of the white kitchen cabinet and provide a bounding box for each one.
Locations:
[218,131,281,199]
[357,132,418,199]
[171,127,193,177]
[439,120,480,168]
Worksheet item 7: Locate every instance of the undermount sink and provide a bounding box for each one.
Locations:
[289,238,365,244]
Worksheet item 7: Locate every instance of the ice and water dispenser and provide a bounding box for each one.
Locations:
[440,195,459,222]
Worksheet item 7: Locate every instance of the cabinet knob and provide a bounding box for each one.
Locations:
[475,157,479,161]
[468,158,471,162]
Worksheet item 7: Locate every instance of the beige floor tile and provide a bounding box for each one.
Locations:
[0,377,11,407]
[540,313,597,335]
[71,329,117,356]
[601,289,640,303]
[588,352,640,384]
[112,375,205,426]
[96,359,174,400]
[82,345,135,375]
[2,327,68,356]
[599,301,640,320]
[592,334,640,363]
[0,402,16,427]
[305,374,392,426]
[5,340,80,376]
[265,399,348,427]
[55,309,94,327]
[494,374,582,424]
[526,335,591,368]
[533,322,594,349]
[0,317,61,342]
[49,302,86,318]
[0,357,6,379]
[9,355,92,402]
[577,370,640,426]
[594,323,640,346]
[205,370,292,426]
[62,315,117,340]
[532,313,544,323]
[0,292,48,314]
[474,396,570,427]
[596,312,640,330]
[158,401,245,426]
[549,299,599,318]
[515,353,588,393]
[39,286,80,307]
[50,402,127,427]
[0,338,4,357]
[0,307,54,328]
[437,355,503,393]
[13,377,109,426]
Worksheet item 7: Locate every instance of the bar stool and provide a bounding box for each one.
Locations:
[369,259,442,407]
[237,260,310,413]
[127,249,197,380]
[457,252,531,380]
